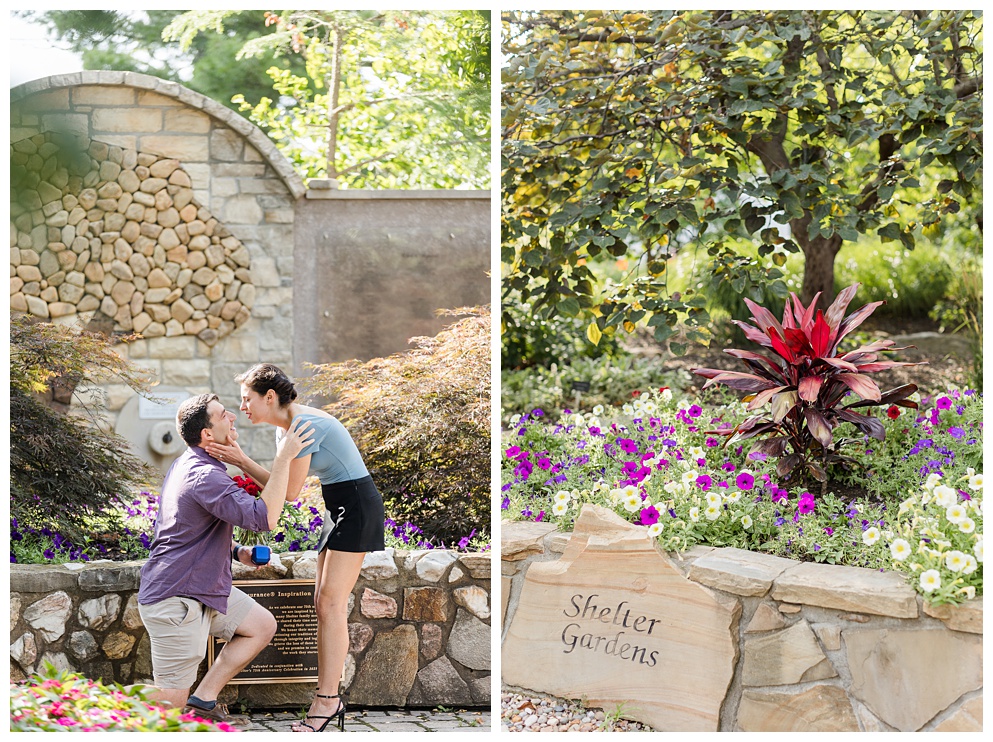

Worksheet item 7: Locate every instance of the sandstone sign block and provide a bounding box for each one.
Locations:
[502,505,739,732]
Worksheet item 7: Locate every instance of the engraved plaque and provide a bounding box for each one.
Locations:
[207,579,318,684]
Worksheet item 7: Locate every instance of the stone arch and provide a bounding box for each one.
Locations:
[10,72,304,467]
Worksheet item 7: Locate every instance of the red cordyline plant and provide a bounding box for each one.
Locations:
[693,284,922,486]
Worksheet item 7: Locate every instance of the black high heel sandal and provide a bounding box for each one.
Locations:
[294,693,346,733]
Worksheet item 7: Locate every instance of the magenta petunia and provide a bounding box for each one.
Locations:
[936,396,953,410]
[696,474,712,490]
[736,472,755,490]
[688,404,703,418]
[797,492,816,514]
[639,505,660,526]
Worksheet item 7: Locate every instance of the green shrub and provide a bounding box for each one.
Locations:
[304,308,489,546]
[502,299,622,369]
[501,354,692,424]
[9,315,155,540]
[10,664,233,731]
[835,241,953,318]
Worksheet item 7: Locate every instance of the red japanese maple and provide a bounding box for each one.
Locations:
[693,284,922,483]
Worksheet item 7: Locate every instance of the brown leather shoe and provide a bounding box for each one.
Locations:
[181,701,251,730]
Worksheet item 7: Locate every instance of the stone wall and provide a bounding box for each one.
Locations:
[10,71,303,469]
[10,73,491,474]
[501,507,983,733]
[10,548,491,709]
[292,188,490,375]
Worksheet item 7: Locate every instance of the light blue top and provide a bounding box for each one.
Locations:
[275,413,369,484]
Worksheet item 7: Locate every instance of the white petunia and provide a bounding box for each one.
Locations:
[959,585,976,600]
[958,517,976,534]
[932,484,957,508]
[688,446,705,460]
[609,488,625,504]
[647,522,664,538]
[961,554,978,575]
[660,388,673,403]
[924,472,942,491]
[974,539,984,563]
[622,490,642,513]
[689,507,700,522]
[740,514,753,529]
[898,497,917,516]
[571,413,586,427]
[724,490,742,504]
[944,550,968,573]
[968,472,983,490]
[622,404,634,416]
[510,414,522,426]
[554,490,572,504]
[945,504,968,524]
[705,504,722,521]
[682,470,697,485]
[552,501,570,516]
[889,538,911,561]
[862,527,881,546]
[642,401,658,415]
[705,491,722,508]
[592,404,604,417]
[919,569,942,593]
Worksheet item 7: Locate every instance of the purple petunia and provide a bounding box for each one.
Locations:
[639,506,661,526]
[736,472,755,490]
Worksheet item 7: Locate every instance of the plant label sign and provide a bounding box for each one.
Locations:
[502,506,738,732]
[208,579,318,683]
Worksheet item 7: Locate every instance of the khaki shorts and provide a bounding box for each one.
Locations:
[138,587,257,689]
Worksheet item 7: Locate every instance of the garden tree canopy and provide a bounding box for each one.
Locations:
[164,9,490,188]
[502,10,982,351]
[16,9,302,112]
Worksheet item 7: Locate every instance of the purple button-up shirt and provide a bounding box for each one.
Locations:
[138,446,270,613]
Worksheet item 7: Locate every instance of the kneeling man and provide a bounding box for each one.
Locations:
[137,393,311,725]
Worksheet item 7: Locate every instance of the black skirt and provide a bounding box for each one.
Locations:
[316,475,385,553]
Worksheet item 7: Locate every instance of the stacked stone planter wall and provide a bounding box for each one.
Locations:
[501,507,983,733]
[10,548,491,709]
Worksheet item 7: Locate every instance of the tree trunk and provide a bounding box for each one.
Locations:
[799,234,843,310]
[325,25,344,179]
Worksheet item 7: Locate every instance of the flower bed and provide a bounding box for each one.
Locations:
[502,385,982,605]
[10,666,232,731]
[11,478,489,565]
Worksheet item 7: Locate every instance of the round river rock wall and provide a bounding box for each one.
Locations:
[10,549,491,709]
[10,71,302,466]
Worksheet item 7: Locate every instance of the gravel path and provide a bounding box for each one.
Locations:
[501,690,655,732]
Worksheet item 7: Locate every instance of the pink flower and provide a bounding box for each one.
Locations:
[736,472,755,490]
[639,506,660,526]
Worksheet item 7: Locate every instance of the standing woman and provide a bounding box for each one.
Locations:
[205,363,384,733]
